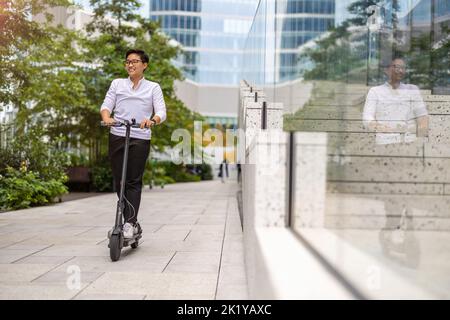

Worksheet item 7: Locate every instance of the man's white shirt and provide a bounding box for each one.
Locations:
[100,77,167,140]
[363,82,428,145]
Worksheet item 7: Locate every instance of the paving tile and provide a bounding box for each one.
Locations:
[3,244,53,251]
[156,225,192,232]
[170,215,202,225]
[0,233,40,244]
[52,252,174,273]
[0,282,88,300]
[0,264,57,282]
[187,231,224,242]
[82,272,218,297]
[180,239,224,252]
[218,265,247,286]
[32,245,110,257]
[13,256,74,265]
[0,255,27,264]
[197,217,227,225]
[0,181,247,299]
[32,270,104,285]
[215,284,248,300]
[164,252,221,274]
[74,293,146,300]
[148,229,191,241]
[145,293,215,300]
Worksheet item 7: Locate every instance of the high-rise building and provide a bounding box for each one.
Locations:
[242,0,335,85]
[277,0,335,81]
[149,0,258,85]
[399,0,450,40]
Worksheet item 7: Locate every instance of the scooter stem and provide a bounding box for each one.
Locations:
[115,119,134,226]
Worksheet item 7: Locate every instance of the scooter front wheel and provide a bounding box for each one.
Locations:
[109,234,121,261]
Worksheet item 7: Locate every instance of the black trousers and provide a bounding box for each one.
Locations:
[109,133,150,225]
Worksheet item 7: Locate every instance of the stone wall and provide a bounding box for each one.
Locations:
[238,80,450,298]
[238,81,358,298]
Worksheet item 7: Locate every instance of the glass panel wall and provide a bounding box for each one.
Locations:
[243,0,450,298]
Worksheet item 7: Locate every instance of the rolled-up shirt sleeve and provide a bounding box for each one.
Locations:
[100,80,118,112]
[410,85,428,118]
[152,84,167,123]
[363,88,377,129]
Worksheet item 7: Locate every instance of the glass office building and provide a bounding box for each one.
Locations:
[242,0,450,298]
[243,0,336,84]
[149,0,258,85]
[277,0,335,81]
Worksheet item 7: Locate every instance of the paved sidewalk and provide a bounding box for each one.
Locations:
[0,180,247,300]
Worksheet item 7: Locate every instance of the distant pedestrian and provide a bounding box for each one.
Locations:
[237,163,241,183]
[218,159,229,183]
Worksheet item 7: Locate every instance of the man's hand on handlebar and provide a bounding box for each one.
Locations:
[102,117,117,126]
[100,117,154,128]
[140,118,156,129]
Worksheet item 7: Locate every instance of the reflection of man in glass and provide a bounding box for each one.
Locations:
[363,57,429,144]
[363,57,426,268]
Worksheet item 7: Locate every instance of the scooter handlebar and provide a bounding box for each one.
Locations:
[100,119,143,128]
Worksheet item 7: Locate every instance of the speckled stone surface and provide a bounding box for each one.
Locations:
[243,130,288,228]
[292,132,328,228]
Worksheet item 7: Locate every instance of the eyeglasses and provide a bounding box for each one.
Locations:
[390,64,406,71]
[124,59,142,66]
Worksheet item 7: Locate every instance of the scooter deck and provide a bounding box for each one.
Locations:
[107,232,142,247]
[123,233,142,247]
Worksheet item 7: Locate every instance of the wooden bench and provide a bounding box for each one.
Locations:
[66,166,91,192]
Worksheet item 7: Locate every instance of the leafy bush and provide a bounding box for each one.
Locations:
[0,127,71,211]
[186,163,213,181]
[91,156,113,192]
[144,161,176,188]
[9,127,71,181]
[0,166,68,211]
[88,157,207,193]
[69,153,90,167]
[143,171,176,188]
[200,163,213,180]
[91,165,113,192]
[159,175,176,185]
[0,147,22,175]
[173,170,201,182]
[156,161,202,182]
[143,160,207,185]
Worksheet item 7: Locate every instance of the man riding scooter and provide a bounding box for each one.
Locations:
[100,49,167,241]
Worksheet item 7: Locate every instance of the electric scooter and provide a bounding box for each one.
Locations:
[101,118,143,262]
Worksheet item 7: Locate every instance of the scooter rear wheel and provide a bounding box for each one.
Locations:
[131,240,139,249]
[109,234,121,261]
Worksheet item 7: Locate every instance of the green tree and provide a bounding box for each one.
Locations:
[0,0,60,107]
[302,0,388,82]
[432,25,450,91]
[0,0,89,209]
[0,0,90,146]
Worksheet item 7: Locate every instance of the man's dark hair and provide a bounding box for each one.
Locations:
[381,54,405,68]
[126,49,149,65]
